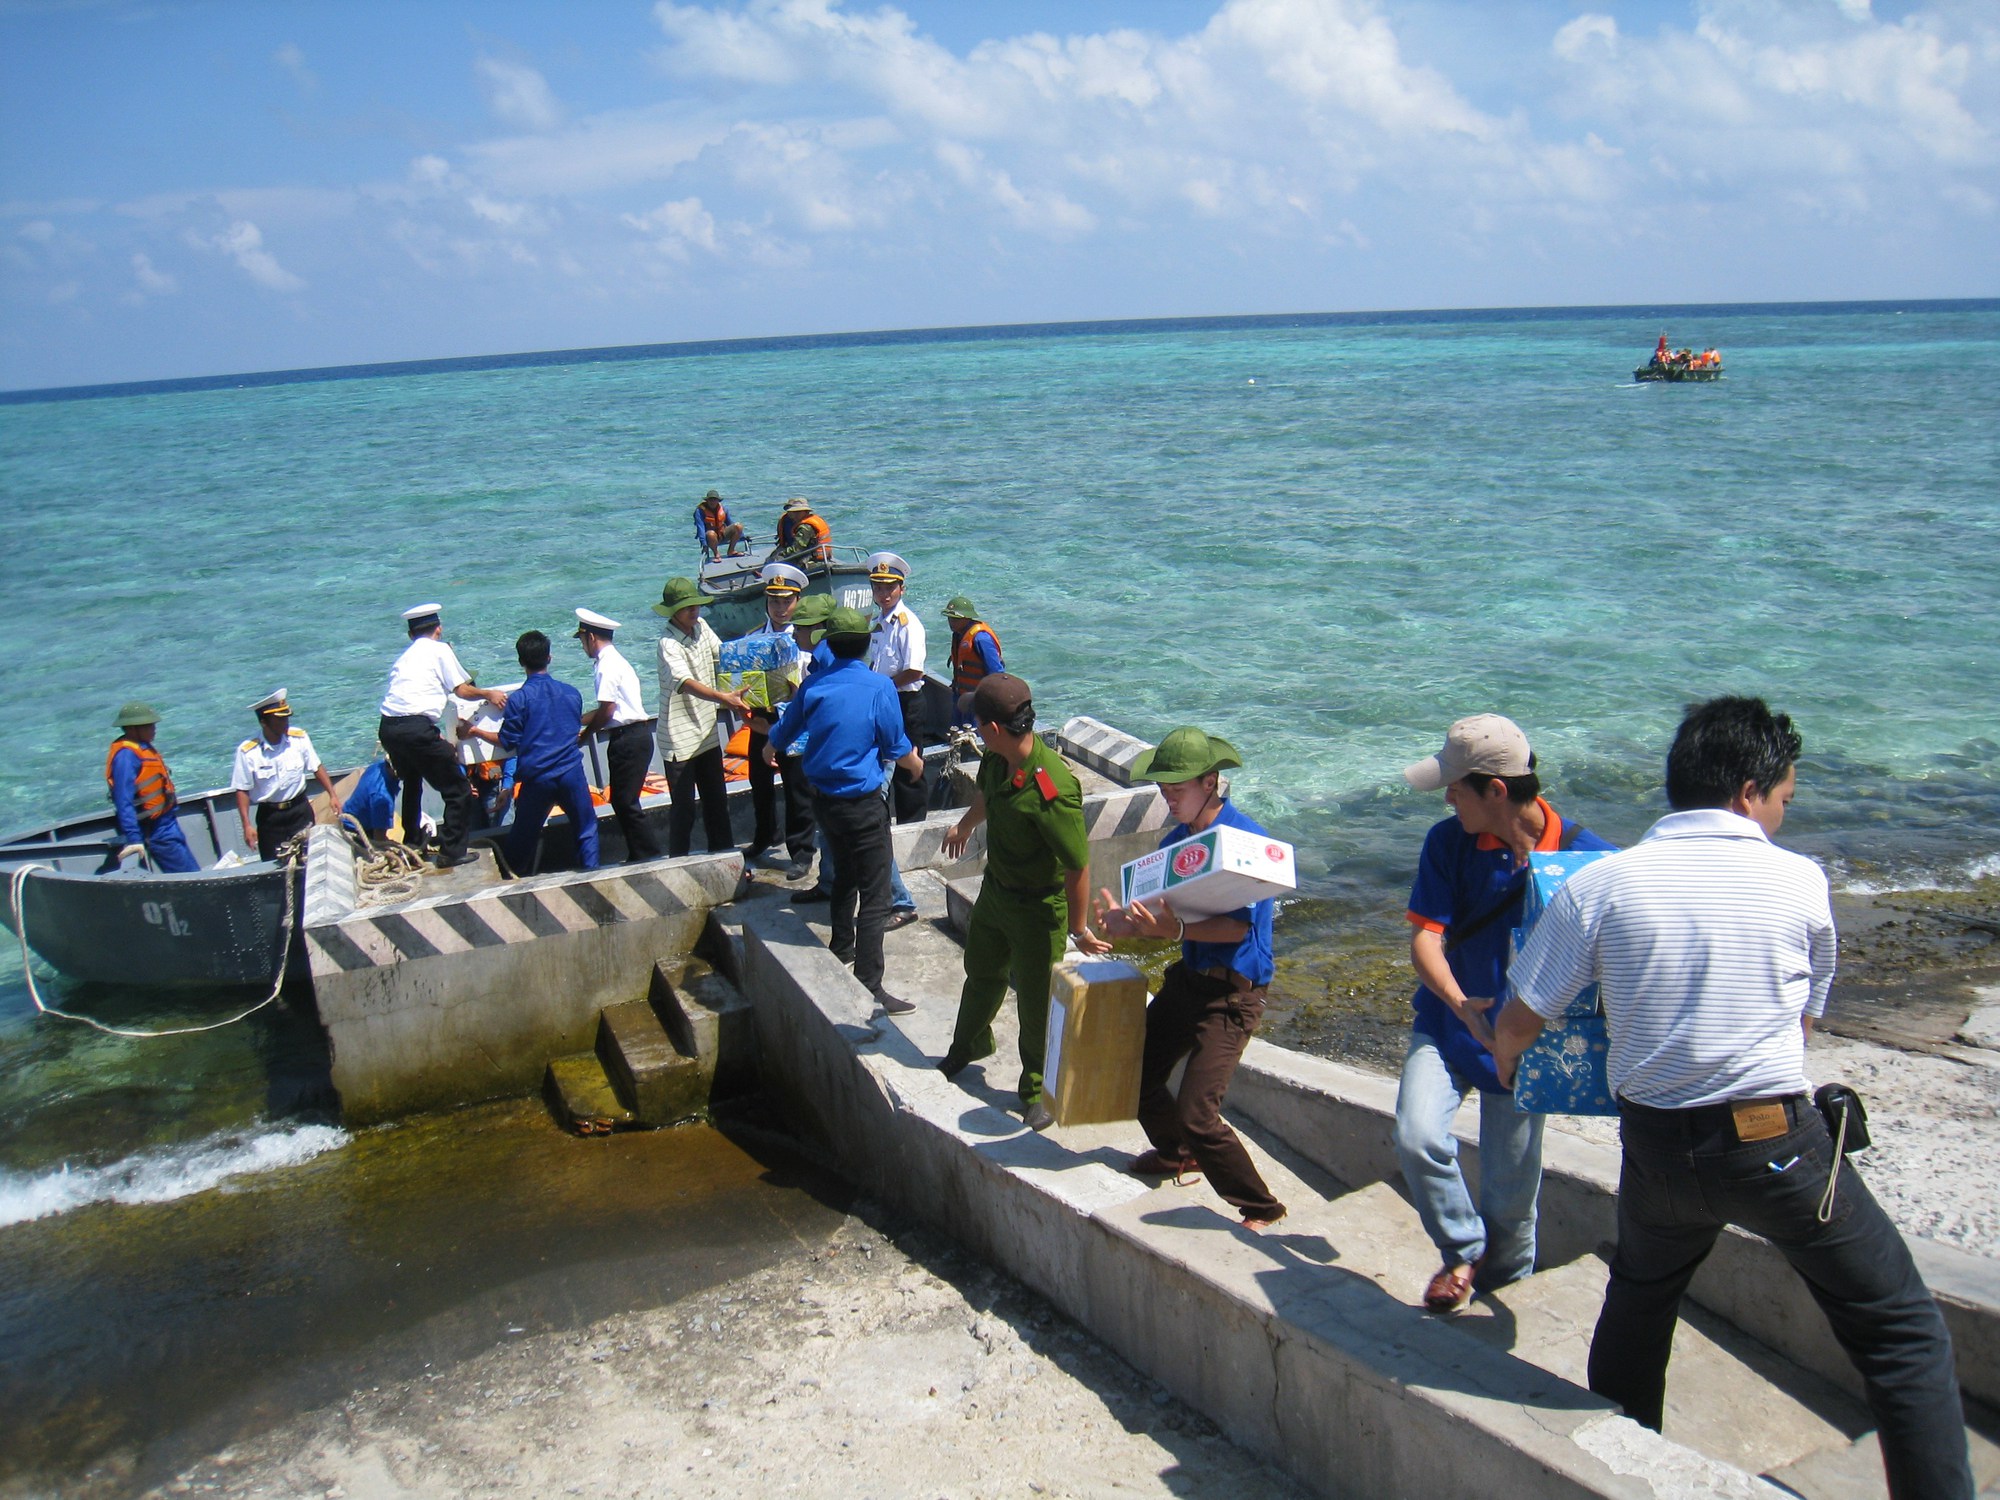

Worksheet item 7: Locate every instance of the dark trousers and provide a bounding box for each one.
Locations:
[815,786,892,994]
[503,761,600,874]
[1138,961,1284,1220]
[747,723,815,857]
[892,691,927,824]
[379,714,472,859]
[950,880,1067,1103]
[664,744,733,858]
[605,723,660,860]
[254,796,315,861]
[1591,1097,1971,1500]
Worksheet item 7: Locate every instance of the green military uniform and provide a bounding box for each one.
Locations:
[946,735,1090,1104]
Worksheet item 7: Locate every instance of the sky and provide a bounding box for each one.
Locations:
[1,0,1994,390]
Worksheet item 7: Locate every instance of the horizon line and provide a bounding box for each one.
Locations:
[6,295,1994,406]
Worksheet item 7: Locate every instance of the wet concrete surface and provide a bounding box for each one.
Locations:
[0,1098,855,1498]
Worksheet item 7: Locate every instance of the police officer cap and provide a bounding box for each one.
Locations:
[114,701,160,728]
[1130,726,1243,784]
[792,595,836,629]
[943,595,978,620]
[958,672,1031,725]
[573,607,620,636]
[249,688,292,718]
[866,551,910,584]
[759,563,808,595]
[782,495,813,513]
[824,605,873,640]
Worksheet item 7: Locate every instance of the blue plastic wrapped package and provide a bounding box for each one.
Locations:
[718,633,796,676]
[1512,850,1616,1115]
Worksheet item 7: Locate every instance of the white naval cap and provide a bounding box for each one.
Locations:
[758,562,809,594]
[574,607,621,635]
[401,603,443,624]
[866,551,910,582]
[249,688,291,717]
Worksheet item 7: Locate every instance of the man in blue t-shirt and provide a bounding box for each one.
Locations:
[768,606,925,1016]
[1397,713,1614,1314]
[492,631,599,875]
[1093,727,1286,1230]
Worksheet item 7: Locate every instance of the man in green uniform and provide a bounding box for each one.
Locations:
[939,673,1111,1130]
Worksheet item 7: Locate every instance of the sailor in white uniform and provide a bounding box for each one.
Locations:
[378,603,507,870]
[231,689,343,860]
[574,607,660,862]
[866,550,929,823]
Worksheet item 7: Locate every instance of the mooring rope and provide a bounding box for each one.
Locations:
[337,814,428,906]
[7,832,306,1039]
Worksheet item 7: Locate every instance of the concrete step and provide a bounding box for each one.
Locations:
[943,873,981,938]
[648,956,757,1101]
[595,997,710,1127]
[542,1053,633,1135]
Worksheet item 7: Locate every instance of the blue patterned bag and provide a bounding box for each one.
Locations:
[1510,850,1618,1116]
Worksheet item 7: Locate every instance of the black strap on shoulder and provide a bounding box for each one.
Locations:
[1441,816,1573,956]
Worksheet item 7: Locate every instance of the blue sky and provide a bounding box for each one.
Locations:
[2,0,1994,390]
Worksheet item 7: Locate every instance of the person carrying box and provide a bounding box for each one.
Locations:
[1092,726,1288,1231]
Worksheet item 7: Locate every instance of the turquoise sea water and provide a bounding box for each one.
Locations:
[1,301,1996,1171]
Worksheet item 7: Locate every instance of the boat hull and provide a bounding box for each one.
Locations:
[1635,365,1722,382]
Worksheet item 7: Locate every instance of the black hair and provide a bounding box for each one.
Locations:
[516,630,551,671]
[407,618,439,638]
[1665,696,1802,810]
[828,632,872,660]
[1462,754,1540,806]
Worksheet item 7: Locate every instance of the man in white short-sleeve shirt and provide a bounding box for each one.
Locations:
[377,603,507,870]
[575,607,660,863]
[866,550,928,824]
[231,688,341,860]
[1493,697,1970,1500]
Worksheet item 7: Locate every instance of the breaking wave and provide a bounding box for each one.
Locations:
[0,1123,349,1229]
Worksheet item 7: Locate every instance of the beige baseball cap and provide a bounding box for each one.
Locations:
[1403,714,1533,791]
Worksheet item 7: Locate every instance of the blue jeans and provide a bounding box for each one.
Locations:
[1393,1029,1543,1287]
[1591,1096,1970,1499]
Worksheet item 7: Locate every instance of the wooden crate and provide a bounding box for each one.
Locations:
[1044,959,1150,1126]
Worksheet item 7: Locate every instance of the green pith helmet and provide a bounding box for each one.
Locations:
[1130,726,1243,784]
[651,576,708,617]
[824,604,872,639]
[792,594,836,630]
[943,595,978,620]
[114,701,161,729]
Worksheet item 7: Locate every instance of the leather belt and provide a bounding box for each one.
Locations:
[1196,963,1264,997]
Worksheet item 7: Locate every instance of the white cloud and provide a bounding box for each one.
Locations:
[1554,15,1618,62]
[131,252,176,294]
[207,220,304,291]
[274,42,317,93]
[476,56,563,132]
[625,196,721,258]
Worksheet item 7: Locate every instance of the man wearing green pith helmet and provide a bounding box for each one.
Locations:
[1093,727,1287,1230]
[938,673,1110,1132]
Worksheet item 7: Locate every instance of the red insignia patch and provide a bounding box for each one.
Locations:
[1033,767,1060,803]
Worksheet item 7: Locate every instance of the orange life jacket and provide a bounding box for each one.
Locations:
[105,737,177,821]
[783,512,831,560]
[951,622,1002,695]
[698,500,732,533]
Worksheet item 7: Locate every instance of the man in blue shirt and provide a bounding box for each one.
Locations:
[493,631,599,875]
[103,702,201,873]
[767,606,924,1016]
[1093,727,1286,1230]
[1396,713,1614,1313]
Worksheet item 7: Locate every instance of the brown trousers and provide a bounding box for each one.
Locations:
[1137,961,1284,1220]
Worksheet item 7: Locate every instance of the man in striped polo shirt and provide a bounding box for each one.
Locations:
[1496,697,1970,1500]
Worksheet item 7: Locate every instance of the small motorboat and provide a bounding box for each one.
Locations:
[696,544,878,640]
[0,782,308,990]
[1636,337,1723,382]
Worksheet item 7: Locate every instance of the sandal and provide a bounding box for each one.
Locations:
[1422,1259,1480,1314]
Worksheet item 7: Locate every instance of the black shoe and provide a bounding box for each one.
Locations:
[795,886,831,903]
[938,1052,972,1080]
[1022,1101,1056,1133]
[874,990,916,1016]
[429,850,478,871]
[885,908,918,931]
[743,844,770,864]
[782,857,813,880]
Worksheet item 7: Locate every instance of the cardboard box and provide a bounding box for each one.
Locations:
[450,680,523,765]
[1042,960,1149,1126]
[1118,824,1296,919]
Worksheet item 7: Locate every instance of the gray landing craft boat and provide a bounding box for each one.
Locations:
[697,542,877,639]
[0,782,304,990]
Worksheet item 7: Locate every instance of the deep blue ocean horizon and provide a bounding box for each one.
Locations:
[5,296,1995,404]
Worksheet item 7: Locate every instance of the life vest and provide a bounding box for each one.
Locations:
[696,501,732,534]
[105,737,177,821]
[951,622,1002,695]
[782,512,830,560]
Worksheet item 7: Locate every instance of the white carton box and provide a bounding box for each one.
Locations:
[1119,824,1296,919]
